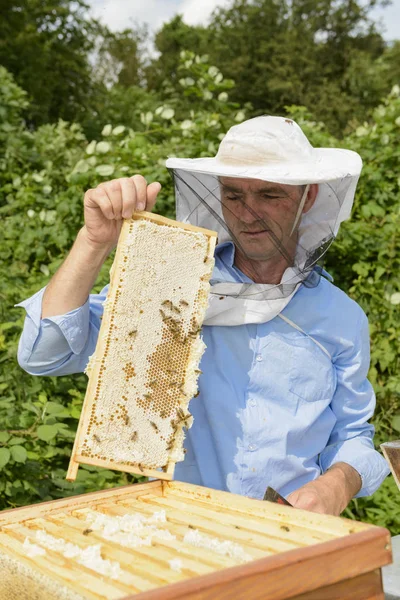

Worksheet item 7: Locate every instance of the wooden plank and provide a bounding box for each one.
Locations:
[289,569,384,600]
[165,481,370,536]
[0,531,119,600]
[72,504,241,571]
[119,528,391,600]
[132,211,218,238]
[132,495,298,554]
[157,491,335,545]
[134,493,331,548]
[381,442,400,491]
[6,523,137,597]
[0,481,162,526]
[74,455,172,481]
[47,514,213,580]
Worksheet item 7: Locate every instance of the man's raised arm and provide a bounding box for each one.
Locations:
[17,175,161,376]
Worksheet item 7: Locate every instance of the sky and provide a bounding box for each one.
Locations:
[88,0,400,41]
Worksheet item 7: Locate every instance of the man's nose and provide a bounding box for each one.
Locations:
[238,194,262,223]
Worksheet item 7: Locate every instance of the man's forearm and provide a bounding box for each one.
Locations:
[322,462,362,513]
[42,227,113,318]
[287,461,362,515]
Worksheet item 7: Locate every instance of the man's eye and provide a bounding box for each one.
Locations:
[262,194,279,200]
[225,195,241,201]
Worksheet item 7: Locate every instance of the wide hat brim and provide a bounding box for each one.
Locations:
[166,147,362,185]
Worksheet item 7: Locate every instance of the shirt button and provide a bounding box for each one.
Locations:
[248,444,257,451]
[249,399,256,407]
[256,354,263,362]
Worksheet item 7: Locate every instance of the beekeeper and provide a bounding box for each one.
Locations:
[16,116,389,515]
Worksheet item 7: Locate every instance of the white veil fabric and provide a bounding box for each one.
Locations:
[166,116,362,326]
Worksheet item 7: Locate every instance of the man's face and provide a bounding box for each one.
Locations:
[219,177,313,262]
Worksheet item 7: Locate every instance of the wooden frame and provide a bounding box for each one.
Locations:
[67,212,217,483]
[0,481,391,600]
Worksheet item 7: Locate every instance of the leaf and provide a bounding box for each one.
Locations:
[8,437,26,445]
[0,432,10,444]
[95,164,114,177]
[37,424,59,442]
[45,402,66,414]
[160,108,174,120]
[0,448,10,470]
[10,445,27,463]
[96,141,111,154]
[392,416,400,434]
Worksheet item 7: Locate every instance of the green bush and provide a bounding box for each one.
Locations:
[0,60,399,530]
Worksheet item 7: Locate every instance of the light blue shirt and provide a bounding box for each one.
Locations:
[16,242,389,499]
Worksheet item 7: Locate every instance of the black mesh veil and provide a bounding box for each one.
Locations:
[170,168,354,301]
[165,116,362,323]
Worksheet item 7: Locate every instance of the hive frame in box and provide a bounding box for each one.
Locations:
[0,481,392,600]
[66,212,217,483]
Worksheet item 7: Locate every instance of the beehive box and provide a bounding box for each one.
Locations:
[0,480,391,600]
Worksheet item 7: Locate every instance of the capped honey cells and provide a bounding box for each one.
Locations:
[67,214,217,480]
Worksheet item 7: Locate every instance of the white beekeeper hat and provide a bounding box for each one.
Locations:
[167,115,362,241]
[165,116,362,325]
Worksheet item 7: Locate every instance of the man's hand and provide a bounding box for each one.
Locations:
[287,462,362,516]
[83,175,161,250]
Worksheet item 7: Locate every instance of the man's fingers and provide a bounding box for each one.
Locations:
[131,174,148,211]
[146,182,162,211]
[120,177,137,219]
[102,180,123,219]
[85,187,115,220]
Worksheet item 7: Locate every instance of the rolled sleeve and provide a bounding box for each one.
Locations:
[319,310,390,497]
[15,285,108,376]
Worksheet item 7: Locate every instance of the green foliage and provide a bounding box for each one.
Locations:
[0,54,399,534]
[0,0,102,127]
[147,0,392,135]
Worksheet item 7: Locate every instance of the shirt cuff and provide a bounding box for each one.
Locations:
[319,437,390,497]
[15,287,90,355]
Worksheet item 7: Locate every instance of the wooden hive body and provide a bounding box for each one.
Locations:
[0,480,391,600]
[0,481,391,600]
[67,213,217,481]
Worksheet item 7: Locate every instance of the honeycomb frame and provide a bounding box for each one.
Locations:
[67,212,217,482]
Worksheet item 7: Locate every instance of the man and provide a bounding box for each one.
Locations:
[17,116,389,515]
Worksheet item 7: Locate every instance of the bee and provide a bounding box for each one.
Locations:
[194,390,200,398]
[160,410,168,418]
[188,524,195,529]
[144,393,152,400]
[166,440,174,451]
[130,431,138,442]
[161,300,172,308]
[171,304,181,314]
[194,369,202,375]
[180,300,189,307]
[128,329,137,338]
[93,434,101,443]
[137,463,144,473]
[150,421,159,433]
[149,380,158,387]
[175,408,192,428]
[123,414,130,426]
[83,528,93,536]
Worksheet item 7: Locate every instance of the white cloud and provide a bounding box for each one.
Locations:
[180,0,232,26]
[87,0,398,41]
[89,0,181,32]
[88,0,231,31]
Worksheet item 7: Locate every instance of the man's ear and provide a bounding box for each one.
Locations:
[303,184,318,213]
